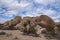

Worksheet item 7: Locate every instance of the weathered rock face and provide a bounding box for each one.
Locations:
[55,22,60,31]
[37,15,56,35]
[3,21,10,29]
[14,23,23,30]
[3,16,22,30]
[37,15,55,25]
[3,21,9,26]
[12,16,22,25]
[9,16,22,30]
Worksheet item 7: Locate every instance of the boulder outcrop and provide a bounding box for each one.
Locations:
[37,15,56,35]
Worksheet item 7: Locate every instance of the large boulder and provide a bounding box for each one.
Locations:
[8,16,22,30]
[12,16,22,25]
[37,15,56,35]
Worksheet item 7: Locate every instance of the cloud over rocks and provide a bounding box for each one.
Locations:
[0,0,60,23]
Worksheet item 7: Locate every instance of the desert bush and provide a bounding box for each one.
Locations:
[23,25,37,36]
[27,26,37,34]
[22,22,30,34]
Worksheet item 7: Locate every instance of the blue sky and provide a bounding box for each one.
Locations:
[0,0,60,23]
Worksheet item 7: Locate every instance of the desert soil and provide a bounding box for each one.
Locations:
[0,30,60,40]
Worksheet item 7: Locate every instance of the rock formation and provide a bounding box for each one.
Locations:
[3,16,22,30]
[1,15,59,35]
[12,16,22,25]
[37,15,56,35]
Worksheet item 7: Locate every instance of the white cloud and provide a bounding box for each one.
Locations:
[34,0,56,5]
[42,9,57,16]
[3,10,18,17]
[0,0,32,17]
[0,0,60,23]
[0,18,6,23]
[0,0,31,10]
[55,19,60,22]
[0,8,6,13]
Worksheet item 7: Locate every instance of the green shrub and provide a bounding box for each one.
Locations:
[22,24,37,34]
[27,26,37,34]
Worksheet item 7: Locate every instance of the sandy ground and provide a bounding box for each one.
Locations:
[0,30,60,40]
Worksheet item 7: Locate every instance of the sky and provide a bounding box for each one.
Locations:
[0,0,60,23]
